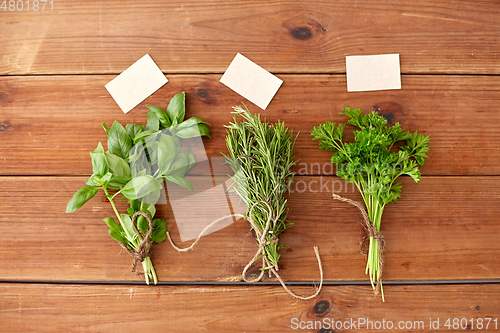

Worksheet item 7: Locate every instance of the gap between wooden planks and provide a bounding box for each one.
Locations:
[1,0,498,75]
[0,283,498,332]
[0,74,499,176]
[0,175,498,282]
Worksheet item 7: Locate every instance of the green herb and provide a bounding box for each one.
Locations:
[224,105,298,274]
[311,107,430,301]
[66,92,210,284]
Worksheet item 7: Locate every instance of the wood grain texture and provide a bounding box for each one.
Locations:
[1,0,499,327]
[0,283,498,332]
[0,176,498,282]
[1,1,499,75]
[1,74,499,176]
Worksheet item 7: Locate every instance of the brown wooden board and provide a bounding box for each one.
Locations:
[1,74,499,176]
[0,175,498,282]
[1,1,499,75]
[1,283,499,332]
[1,0,499,329]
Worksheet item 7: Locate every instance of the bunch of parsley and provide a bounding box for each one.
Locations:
[66,92,210,284]
[311,107,429,300]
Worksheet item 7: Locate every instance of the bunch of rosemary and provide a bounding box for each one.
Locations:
[167,105,322,299]
[224,105,298,275]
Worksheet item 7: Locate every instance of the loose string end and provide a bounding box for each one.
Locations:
[271,246,323,301]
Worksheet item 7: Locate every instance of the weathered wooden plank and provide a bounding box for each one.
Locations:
[0,283,498,332]
[1,74,499,176]
[0,175,498,282]
[1,1,499,75]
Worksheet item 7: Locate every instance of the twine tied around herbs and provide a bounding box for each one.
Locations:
[119,211,154,276]
[167,201,323,301]
[332,193,386,295]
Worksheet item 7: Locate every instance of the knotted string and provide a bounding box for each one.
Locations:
[332,193,385,295]
[119,211,154,276]
[167,201,323,300]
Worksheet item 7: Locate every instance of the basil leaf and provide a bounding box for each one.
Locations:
[166,153,191,178]
[136,214,151,234]
[126,124,145,141]
[140,188,161,205]
[144,136,159,166]
[176,117,210,131]
[150,218,167,243]
[164,175,194,193]
[133,166,151,178]
[66,186,99,213]
[184,117,210,126]
[132,203,157,234]
[152,218,164,228]
[128,199,141,211]
[107,176,132,190]
[130,145,152,178]
[173,136,181,156]
[133,129,158,144]
[146,203,156,218]
[105,152,131,178]
[147,105,171,129]
[109,230,128,244]
[127,207,135,216]
[158,134,176,175]
[151,229,166,243]
[90,142,109,176]
[128,143,144,164]
[121,175,162,201]
[120,214,136,242]
[103,217,122,233]
[84,174,102,186]
[175,124,210,139]
[102,122,109,135]
[166,92,185,125]
[146,110,160,132]
[108,121,132,159]
[100,172,113,185]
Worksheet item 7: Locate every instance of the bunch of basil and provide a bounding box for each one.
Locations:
[66,92,210,284]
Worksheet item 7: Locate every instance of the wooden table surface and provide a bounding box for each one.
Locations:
[1,1,499,332]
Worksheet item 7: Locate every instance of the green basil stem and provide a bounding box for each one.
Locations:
[102,187,157,285]
[102,187,124,226]
[137,201,157,285]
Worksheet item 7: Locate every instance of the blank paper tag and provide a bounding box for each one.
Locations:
[346,54,401,92]
[220,53,283,110]
[105,54,168,113]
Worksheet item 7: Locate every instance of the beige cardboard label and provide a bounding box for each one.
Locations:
[346,54,401,92]
[105,54,168,113]
[220,53,283,110]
